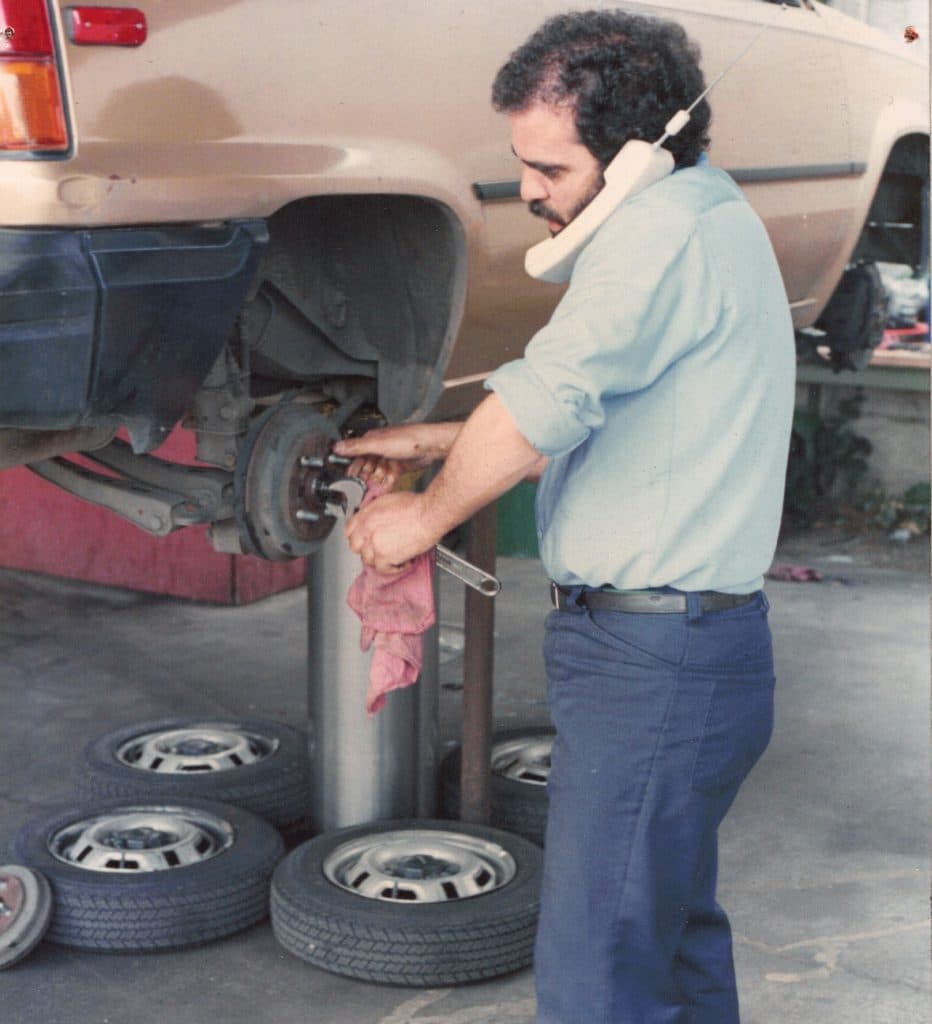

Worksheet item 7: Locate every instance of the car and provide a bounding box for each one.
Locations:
[0,0,927,560]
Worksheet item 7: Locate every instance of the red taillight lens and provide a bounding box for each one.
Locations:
[1,1,52,53]
[0,0,69,153]
[66,6,146,47]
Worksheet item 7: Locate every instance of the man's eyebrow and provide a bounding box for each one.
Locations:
[510,146,566,175]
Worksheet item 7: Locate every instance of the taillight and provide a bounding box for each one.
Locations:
[0,0,69,154]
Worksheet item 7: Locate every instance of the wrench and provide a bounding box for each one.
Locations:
[320,474,501,597]
[434,543,501,597]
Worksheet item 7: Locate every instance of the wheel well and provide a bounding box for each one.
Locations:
[853,133,929,272]
[238,194,465,423]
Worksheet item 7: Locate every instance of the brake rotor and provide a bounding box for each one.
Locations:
[235,403,340,560]
[0,864,53,969]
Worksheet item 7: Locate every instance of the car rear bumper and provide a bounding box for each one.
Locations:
[0,219,267,450]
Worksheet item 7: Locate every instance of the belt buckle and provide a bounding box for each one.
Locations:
[550,581,576,610]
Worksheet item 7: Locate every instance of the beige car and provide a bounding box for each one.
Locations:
[0,0,927,559]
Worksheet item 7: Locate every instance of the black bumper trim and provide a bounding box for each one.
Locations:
[0,220,268,448]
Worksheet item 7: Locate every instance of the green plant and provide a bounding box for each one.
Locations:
[783,390,872,528]
[863,482,931,534]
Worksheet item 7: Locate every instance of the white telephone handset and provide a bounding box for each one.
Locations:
[524,139,675,283]
[523,9,784,283]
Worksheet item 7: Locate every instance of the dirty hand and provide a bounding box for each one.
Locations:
[333,423,461,489]
[344,456,408,491]
[344,491,439,573]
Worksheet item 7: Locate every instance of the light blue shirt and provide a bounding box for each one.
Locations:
[485,163,795,593]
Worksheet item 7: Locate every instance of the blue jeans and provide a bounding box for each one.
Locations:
[535,591,775,1024]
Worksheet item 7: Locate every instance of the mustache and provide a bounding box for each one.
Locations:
[529,200,565,227]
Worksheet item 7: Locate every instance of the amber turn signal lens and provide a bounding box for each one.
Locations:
[0,59,68,151]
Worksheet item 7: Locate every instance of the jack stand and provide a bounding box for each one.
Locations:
[306,528,425,832]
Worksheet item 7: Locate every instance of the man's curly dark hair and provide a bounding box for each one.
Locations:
[492,10,711,169]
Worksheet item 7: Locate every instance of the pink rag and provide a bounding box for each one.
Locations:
[346,484,436,714]
[766,563,822,583]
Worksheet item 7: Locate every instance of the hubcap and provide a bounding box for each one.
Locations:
[49,807,235,873]
[0,873,26,936]
[116,724,278,774]
[490,735,553,786]
[323,829,516,903]
[0,865,52,967]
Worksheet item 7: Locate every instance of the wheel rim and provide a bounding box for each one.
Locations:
[490,735,553,786]
[0,865,52,967]
[322,829,517,903]
[49,807,235,872]
[116,724,279,774]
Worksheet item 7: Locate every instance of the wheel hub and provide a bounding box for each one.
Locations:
[323,829,516,903]
[101,826,179,851]
[50,808,234,873]
[116,725,278,774]
[0,865,53,968]
[382,853,461,881]
[235,404,340,560]
[491,736,553,786]
[173,739,226,757]
[0,874,26,934]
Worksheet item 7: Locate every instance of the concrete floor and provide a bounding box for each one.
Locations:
[0,536,928,1024]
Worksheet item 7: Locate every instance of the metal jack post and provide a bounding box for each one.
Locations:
[305,481,495,833]
[306,528,421,832]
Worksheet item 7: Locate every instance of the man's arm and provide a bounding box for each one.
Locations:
[419,393,543,537]
[343,394,542,571]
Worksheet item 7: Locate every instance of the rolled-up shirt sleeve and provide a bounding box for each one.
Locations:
[483,356,591,456]
[485,194,715,457]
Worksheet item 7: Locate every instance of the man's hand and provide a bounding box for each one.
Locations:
[341,395,542,573]
[344,491,440,573]
[333,419,548,488]
[344,457,408,492]
[334,422,461,466]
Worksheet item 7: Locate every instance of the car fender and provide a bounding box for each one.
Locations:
[807,98,928,328]
[852,93,929,234]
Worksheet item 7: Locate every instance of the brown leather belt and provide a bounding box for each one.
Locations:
[550,583,758,614]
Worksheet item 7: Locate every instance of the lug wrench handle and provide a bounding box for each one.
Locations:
[435,543,501,597]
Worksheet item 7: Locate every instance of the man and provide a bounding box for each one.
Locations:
[335,10,795,1023]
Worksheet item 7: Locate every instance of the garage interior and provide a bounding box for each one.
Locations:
[0,510,927,1022]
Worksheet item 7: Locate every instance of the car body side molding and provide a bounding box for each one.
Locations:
[472,162,868,201]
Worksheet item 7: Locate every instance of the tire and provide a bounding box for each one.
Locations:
[8,798,284,951]
[0,865,53,968]
[73,716,310,831]
[816,261,888,371]
[440,727,554,845]
[271,819,542,986]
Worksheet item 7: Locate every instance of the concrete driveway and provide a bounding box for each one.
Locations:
[0,532,927,1024]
